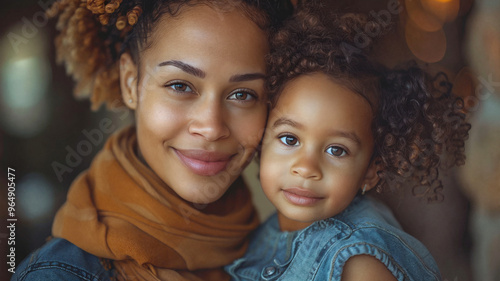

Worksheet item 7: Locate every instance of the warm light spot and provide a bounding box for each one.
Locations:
[405,20,447,63]
[405,0,443,32]
[421,0,460,23]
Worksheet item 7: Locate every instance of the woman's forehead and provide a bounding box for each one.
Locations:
[143,5,268,63]
[134,4,268,85]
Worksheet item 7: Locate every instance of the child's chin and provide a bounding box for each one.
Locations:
[282,211,317,223]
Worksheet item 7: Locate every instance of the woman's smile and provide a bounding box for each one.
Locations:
[173,148,236,176]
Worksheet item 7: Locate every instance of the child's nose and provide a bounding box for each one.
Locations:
[290,150,322,180]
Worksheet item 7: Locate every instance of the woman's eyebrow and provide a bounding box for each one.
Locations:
[157,60,205,78]
[229,73,266,82]
[157,60,264,82]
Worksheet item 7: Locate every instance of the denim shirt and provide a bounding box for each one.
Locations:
[11,238,113,281]
[225,196,441,281]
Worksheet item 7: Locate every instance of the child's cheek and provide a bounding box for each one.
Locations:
[260,142,284,188]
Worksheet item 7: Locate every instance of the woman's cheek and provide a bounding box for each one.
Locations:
[238,109,268,149]
[143,97,184,129]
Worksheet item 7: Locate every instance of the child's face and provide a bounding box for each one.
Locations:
[122,5,269,204]
[260,73,376,226]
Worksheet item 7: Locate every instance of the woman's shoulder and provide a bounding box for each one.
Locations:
[11,238,113,281]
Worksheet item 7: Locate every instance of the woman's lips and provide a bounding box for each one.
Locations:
[282,187,323,206]
[174,148,234,176]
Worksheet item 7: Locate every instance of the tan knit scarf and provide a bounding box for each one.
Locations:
[52,126,259,281]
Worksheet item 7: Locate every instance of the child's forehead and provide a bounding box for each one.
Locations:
[271,71,379,114]
[271,74,373,125]
[275,73,374,112]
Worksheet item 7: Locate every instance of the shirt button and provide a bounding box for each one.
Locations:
[264,266,276,277]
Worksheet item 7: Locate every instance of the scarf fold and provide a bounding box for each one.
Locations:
[52,126,259,281]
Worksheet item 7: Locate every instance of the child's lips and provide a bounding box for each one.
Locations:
[282,187,323,206]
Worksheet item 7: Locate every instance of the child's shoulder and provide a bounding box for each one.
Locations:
[227,197,442,281]
[324,197,441,280]
[336,196,402,228]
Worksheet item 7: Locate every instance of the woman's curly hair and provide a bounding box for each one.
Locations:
[48,0,293,110]
[267,1,470,202]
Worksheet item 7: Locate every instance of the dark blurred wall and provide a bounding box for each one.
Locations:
[0,2,132,280]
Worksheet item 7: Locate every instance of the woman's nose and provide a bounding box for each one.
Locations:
[290,150,322,180]
[188,97,230,141]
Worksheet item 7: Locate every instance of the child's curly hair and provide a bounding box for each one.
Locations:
[267,2,470,202]
[47,0,292,110]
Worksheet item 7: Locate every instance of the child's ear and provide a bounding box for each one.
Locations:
[120,53,138,110]
[361,157,382,193]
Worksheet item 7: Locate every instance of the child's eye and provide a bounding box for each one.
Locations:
[279,135,299,146]
[165,81,193,93]
[227,90,257,102]
[326,146,347,157]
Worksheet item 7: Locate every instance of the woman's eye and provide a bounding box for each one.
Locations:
[279,135,299,146]
[167,82,193,92]
[326,146,347,157]
[228,91,256,101]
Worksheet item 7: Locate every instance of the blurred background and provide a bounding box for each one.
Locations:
[1,0,499,280]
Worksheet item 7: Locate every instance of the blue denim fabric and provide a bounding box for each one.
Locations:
[11,238,113,281]
[225,196,441,281]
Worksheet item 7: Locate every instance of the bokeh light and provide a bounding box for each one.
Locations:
[1,57,49,109]
[0,22,52,138]
[406,0,443,32]
[421,0,460,23]
[405,0,460,33]
[17,173,56,221]
[405,19,447,63]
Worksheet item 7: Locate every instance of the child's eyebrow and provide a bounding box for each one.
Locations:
[327,129,361,146]
[272,117,304,130]
[272,117,361,146]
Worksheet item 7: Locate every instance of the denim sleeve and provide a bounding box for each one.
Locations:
[11,238,112,281]
[328,242,406,281]
[13,262,104,281]
[316,228,442,281]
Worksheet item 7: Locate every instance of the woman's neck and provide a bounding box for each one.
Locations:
[277,212,313,232]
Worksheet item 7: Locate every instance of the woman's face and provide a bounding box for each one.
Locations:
[121,5,269,204]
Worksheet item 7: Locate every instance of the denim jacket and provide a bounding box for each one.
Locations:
[225,196,441,281]
[11,238,113,281]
